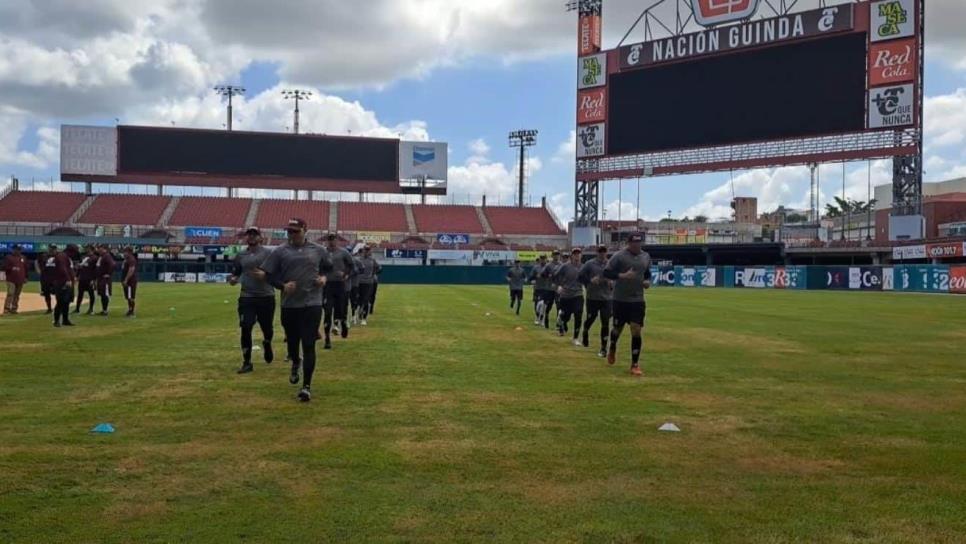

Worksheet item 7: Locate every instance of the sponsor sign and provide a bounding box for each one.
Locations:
[576,123,605,158]
[198,273,230,283]
[868,84,914,129]
[869,38,917,86]
[892,244,926,260]
[657,265,675,287]
[577,89,607,124]
[950,266,966,294]
[474,250,515,262]
[60,125,118,176]
[824,267,850,290]
[620,6,853,70]
[436,233,470,246]
[0,242,35,252]
[735,267,769,288]
[578,53,607,90]
[158,273,197,283]
[926,242,965,260]
[870,0,916,43]
[384,249,426,260]
[516,251,552,262]
[399,141,448,181]
[427,250,474,262]
[357,232,391,244]
[185,227,223,239]
[692,0,761,27]
[882,267,895,290]
[579,14,602,56]
[679,267,697,287]
[848,267,883,290]
[202,245,224,256]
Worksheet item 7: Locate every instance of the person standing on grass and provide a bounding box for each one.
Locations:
[74,245,97,315]
[35,249,53,314]
[2,244,27,315]
[602,233,652,376]
[121,247,138,318]
[579,246,614,357]
[506,260,526,315]
[356,245,381,326]
[47,244,76,327]
[541,250,563,330]
[553,248,585,345]
[349,252,364,324]
[529,254,549,326]
[322,233,356,349]
[256,218,332,403]
[228,227,275,375]
[368,264,380,316]
[95,244,116,316]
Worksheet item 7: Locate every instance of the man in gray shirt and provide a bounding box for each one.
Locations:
[579,245,614,357]
[506,260,526,315]
[553,248,585,346]
[229,227,276,374]
[602,232,652,376]
[349,253,364,324]
[322,233,357,349]
[356,245,381,325]
[529,255,550,326]
[544,250,563,330]
[257,218,332,402]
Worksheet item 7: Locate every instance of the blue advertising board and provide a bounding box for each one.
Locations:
[384,248,427,259]
[186,227,223,239]
[436,233,470,246]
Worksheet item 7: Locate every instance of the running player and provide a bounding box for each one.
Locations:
[356,245,381,326]
[506,260,526,315]
[256,218,332,402]
[121,247,138,317]
[542,250,563,330]
[368,265,379,316]
[553,248,585,345]
[579,246,614,357]
[349,252,364,324]
[47,244,76,327]
[529,255,550,326]
[228,227,275,374]
[322,233,356,349]
[2,244,27,315]
[95,245,116,316]
[602,233,652,376]
[74,245,97,315]
[35,249,53,314]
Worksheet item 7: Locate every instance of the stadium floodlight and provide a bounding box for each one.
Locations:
[509,130,538,208]
[282,89,313,134]
[565,0,602,15]
[214,85,246,131]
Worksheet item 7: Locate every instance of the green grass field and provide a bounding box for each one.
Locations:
[1,284,964,543]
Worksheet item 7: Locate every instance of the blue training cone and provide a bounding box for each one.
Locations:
[91,423,115,434]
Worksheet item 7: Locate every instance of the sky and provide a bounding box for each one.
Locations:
[1,0,965,225]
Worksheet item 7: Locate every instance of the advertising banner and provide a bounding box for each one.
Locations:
[868,84,914,129]
[474,250,515,262]
[578,14,602,56]
[692,0,761,27]
[882,267,895,290]
[185,227,223,239]
[772,266,806,289]
[892,265,948,293]
[848,267,883,291]
[892,244,926,260]
[926,242,965,260]
[576,123,605,158]
[198,273,230,283]
[657,265,675,287]
[358,232,391,244]
[950,266,966,294]
[735,267,770,288]
[678,267,697,287]
[384,248,426,260]
[577,53,607,90]
[516,251,551,262]
[436,233,470,246]
[158,273,197,283]
[869,38,917,86]
[577,89,607,125]
[869,0,917,43]
[399,141,448,181]
[60,125,118,176]
[427,250,474,262]
[0,242,36,252]
[823,267,851,290]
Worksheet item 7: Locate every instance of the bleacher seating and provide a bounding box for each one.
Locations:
[168,197,252,228]
[483,206,564,236]
[338,202,408,232]
[79,194,171,226]
[411,205,484,234]
[0,191,86,223]
[185,235,242,245]
[256,200,330,231]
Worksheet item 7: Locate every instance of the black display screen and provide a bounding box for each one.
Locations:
[118,127,399,182]
[607,32,868,155]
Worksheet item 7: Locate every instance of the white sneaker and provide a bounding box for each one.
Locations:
[361,319,368,326]
[572,338,582,347]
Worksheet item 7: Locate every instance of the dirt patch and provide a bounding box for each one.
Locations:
[0,292,47,314]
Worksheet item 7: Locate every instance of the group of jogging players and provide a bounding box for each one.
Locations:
[506,233,652,376]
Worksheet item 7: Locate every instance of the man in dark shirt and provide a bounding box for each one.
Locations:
[541,250,562,330]
[95,245,116,316]
[229,227,275,374]
[356,245,381,326]
[506,260,526,315]
[322,233,356,349]
[36,250,53,313]
[602,233,652,376]
[46,244,76,327]
[349,253,364,324]
[529,255,549,326]
[257,218,332,402]
[579,246,614,357]
[74,245,98,315]
[553,248,585,345]
[121,247,138,318]
[3,244,27,315]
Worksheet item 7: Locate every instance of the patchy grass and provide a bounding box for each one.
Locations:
[0,284,964,543]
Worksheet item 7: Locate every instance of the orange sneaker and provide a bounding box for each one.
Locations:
[606,350,616,366]
[630,366,642,377]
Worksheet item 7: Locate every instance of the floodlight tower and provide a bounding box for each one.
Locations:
[508,130,538,207]
[282,89,312,134]
[214,85,245,131]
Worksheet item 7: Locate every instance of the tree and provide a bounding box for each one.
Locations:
[786,213,809,223]
[693,215,708,223]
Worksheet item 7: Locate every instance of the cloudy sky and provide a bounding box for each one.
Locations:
[1,0,965,223]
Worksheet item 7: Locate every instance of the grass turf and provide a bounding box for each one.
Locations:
[0,284,964,543]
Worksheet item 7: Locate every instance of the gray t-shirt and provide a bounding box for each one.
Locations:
[604,249,652,303]
[259,242,332,308]
[324,246,356,283]
[553,261,583,299]
[546,260,563,287]
[579,258,613,301]
[506,266,526,290]
[233,245,275,298]
[530,263,551,291]
[357,256,381,284]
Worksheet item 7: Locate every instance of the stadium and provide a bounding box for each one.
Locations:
[1,0,964,542]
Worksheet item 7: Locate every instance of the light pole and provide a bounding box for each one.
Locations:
[508,130,538,208]
[214,85,245,131]
[282,89,312,134]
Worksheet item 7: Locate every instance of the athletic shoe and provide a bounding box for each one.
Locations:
[237,363,254,374]
[99,311,108,316]
[572,338,582,347]
[607,349,616,366]
[289,365,300,385]
[63,321,75,327]
[126,313,135,319]
[324,339,332,350]
[297,387,312,402]
[340,321,349,339]
[73,308,80,314]
[53,322,61,328]
[263,341,274,364]
[45,309,53,314]
[361,319,368,326]
[630,365,643,377]
[86,309,94,316]
[332,323,340,335]
[597,348,607,358]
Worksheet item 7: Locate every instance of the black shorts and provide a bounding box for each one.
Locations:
[612,300,646,326]
[510,288,523,298]
[98,279,112,298]
[78,280,93,292]
[558,295,584,316]
[40,281,53,297]
[586,299,612,319]
[124,283,138,301]
[238,296,276,328]
[540,290,556,305]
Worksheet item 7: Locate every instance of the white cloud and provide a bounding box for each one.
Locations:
[446,140,543,205]
[925,89,966,149]
[468,138,491,162]
[552,130,576,164]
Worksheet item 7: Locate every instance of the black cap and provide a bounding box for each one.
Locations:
[325,233,338,241]
[286,218,307,231]
[571,248,582,254]
[244,226,261,236]
[627,232,644,243]
[597,245,607,253]
[552,249,561,255]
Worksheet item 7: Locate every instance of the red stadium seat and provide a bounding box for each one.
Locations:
[78,194,171,226]
[0,191,87,223]
[338,202,408,232]
[411,205,484,234]
[168,197,252,228]
[256,200,330,231]
[483,206,565,236]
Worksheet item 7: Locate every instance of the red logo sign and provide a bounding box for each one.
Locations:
[693,0,761,27]
[926,243,964,259]
[577,89,607,124]
[951,266,966,294]
[869,38,917,86]
[579,15,602,56]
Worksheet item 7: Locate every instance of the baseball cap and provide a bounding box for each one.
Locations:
[285,218,307,231]
[552,249,561,256]
[244,226,261,235]
[571,248,582,254]
[325,233,338,241]
[597,245,608,253]
[627,232,644,243]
